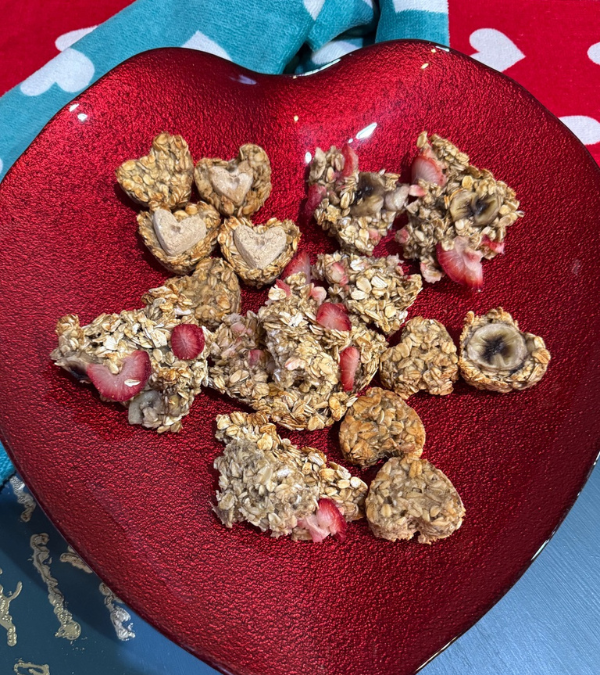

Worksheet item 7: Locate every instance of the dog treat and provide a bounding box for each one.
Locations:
[459,307,551,393]
[396,131,523,288]
[339,388,425,467]
[213,411,367,541]
[308,144,409,256]
[379,317,459,398]
[143,257,241,330]
[116,133,194,210]
[137,202,221,274]
[194,143,272,217]
[50,310,209,433]
[365,455,465,544]
[218,216,301,287]
[314,252,422,334]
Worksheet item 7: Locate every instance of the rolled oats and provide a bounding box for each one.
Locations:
[213,411,367,539]
[116,133,194,210]
[314,252,422,334]
[459,307,551,393]
[142,257,241,330]
[379,317,459,398]
[137,202,221,275]
[218,216,301,287]
[308,146,409,256]
[194,144,272,217]
[365,455,465,544]
[50,309,209,433]
[398,132,523,280]
[339,387,425,467]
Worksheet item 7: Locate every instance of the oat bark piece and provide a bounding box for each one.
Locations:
[142,258,241,330]
[137,202,221,275]
[399,132,522,278]
[50,310,209,433]
[339,388,425,468]
[213,412,368,539]
[379,317,459,398]
[365,455,465,544]
[459,307,550,393]
[219,216,300,287]
[314,252,422,335]
[116,133,194,210]
[194,144,272,217]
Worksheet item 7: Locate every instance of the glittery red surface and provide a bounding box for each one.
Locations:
[0,43,599,675]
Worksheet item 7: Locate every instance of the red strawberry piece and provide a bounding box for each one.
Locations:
[411,154,446,186]
[248,349,265,367]
[282,251,311,282]
[339,345,360,392]
[436,236,483,290]
[396,226,410,246]
[408,184,427,197]
[171,323,206,360]
[304,183,328,219]
[275,279,292,296]
[328,261,349,286]
[316,302,351,331]
[341,142,359,177]
[298,498,347,543]
[309,284,327,305]
[482,234,505,254]
[230,321,246,335]
[87,350,151,402]
[368,228,382,244]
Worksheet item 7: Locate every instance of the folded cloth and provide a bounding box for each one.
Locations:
[0,0,448,486]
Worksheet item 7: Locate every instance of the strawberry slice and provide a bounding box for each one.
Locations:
[436,236,483,290]
[411,154,446,186]
[341,143,359,177]
[328,261,349,286]
[408,184,427,197]
[316,302,351,331]
[171,324,206,360]
[368,228,382,244]
[481,234,505,254]
[248,349,265,367]
[309,284,327,305]
[298,498,347,543]
[304,183,328,219]
[87,350,151,402]
[282,251,311,282]
[396,226,410,246]
[275,279,292,296]
[339,345,360,392]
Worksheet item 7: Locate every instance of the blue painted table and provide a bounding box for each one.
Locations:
[1,461,599,674]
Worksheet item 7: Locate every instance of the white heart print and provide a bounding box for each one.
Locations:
[559,116,600,146]
[20,26,96,97]
[469,29,525,72]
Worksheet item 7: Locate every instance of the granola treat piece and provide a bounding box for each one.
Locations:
[459,307,551,393]
[314,252,422,334]
[339,388,425,468]
[365,455,465,544]
[218,216,301,287]
[137,202,221,274]
[379,317,459,398]
[213,411,368,541]
[50,309,209,433]
[308,145,409,256]
[142,257,241,330]
[194,143,271,217]
[398,131,522,288]
[116,133,194,210]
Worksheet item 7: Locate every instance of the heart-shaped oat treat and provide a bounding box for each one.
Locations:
[194,143,271,217]
[218,216,300,287]
[137,202,221,274]
[116,133,194,210]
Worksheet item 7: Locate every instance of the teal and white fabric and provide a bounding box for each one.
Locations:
[0,0,449,485]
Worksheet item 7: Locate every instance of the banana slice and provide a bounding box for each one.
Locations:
[449,189,500,226]
[459,307,551,393]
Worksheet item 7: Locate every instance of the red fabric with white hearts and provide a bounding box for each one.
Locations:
[0,0,598,163]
